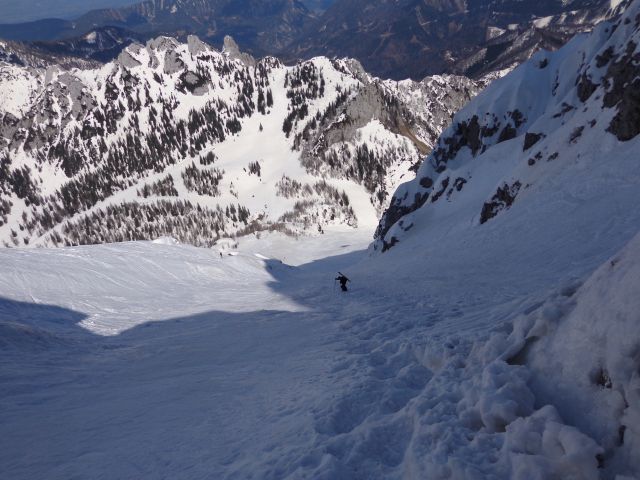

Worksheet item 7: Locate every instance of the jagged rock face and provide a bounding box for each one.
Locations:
[298,71,486,213]
[222,36,257,67]
[0,36,484,248]
[374,0,640,252]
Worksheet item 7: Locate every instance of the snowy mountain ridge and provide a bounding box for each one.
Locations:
[0,35,486,248]
[453,0,634,77]
[288,0,630,79]
[375,0,640,252]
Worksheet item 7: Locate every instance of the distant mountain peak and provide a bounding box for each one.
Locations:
[0,0,625,80]
[0,34,485,248]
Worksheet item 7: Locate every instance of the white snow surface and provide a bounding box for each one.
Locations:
[1,210,639,479]
[2,4,640,478]
[0,65,42,117]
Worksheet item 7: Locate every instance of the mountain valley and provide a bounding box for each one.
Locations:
[1,1,640,479]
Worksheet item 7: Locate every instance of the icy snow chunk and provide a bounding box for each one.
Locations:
[476,360,535,432]
[491,232,640,476]
[502,405,602,480]
[533,16,553,28]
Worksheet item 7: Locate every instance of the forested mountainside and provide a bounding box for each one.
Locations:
[0,35,487,248]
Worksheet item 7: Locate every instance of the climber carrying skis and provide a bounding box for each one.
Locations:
[335,272,350,292]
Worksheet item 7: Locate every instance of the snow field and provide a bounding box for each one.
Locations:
[0,241,310,337]
[2,216,639,478]
[2,4,640,477]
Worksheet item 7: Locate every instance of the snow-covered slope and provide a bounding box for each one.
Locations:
[2,3,639,478]
[0,36,484,248]
[1,217,639,478]
[375,0,640,252]
[499,231,640,477]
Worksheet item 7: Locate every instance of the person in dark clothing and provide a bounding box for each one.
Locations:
[335,273,350,292]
